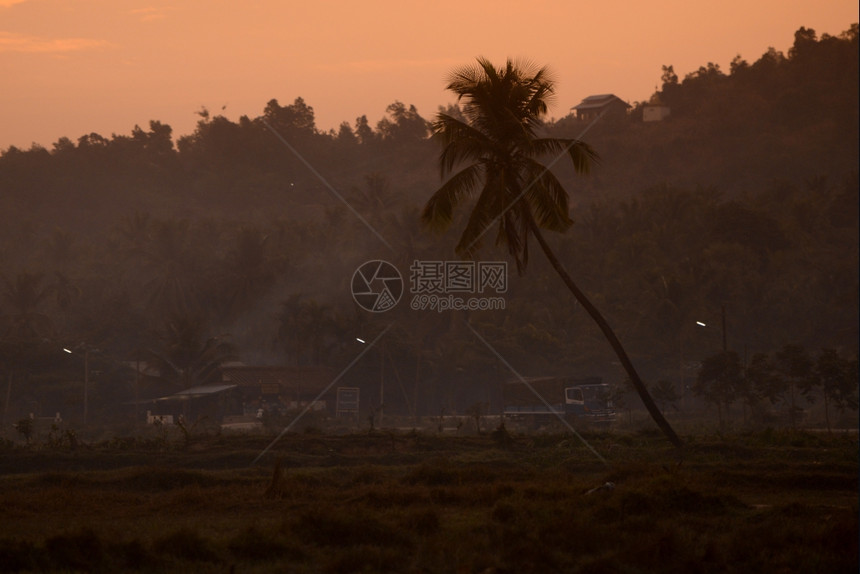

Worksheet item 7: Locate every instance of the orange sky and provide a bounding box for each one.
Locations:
[1,0,857,151]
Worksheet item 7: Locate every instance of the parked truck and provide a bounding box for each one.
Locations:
[502,376,615,426]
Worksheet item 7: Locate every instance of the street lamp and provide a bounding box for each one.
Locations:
[680,311,727,408]
[64,345,97,425]
[694,304,727,353]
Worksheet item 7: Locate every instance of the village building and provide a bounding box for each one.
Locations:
[136,364,338,428]
[642,95,671,122]
[570,93,631,121]
[219,364,337,417]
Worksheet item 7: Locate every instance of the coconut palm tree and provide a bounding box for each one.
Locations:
[0,271,56,426]
[148,313,237,391]
[219,225,285,322]
[0,271,54,340]
[421,57,682,447]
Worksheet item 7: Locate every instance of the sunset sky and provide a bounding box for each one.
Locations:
[1,0,857,151]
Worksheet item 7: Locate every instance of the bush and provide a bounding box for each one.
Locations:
[45,528,104,571]
[228,527,304,562]
[153,528,219,562]
[0,538,40,572]
[296,511,410,548]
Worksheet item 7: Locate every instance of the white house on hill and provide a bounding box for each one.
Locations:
[643,96,671,122]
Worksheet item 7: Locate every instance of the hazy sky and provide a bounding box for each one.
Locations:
[1,0,857,151]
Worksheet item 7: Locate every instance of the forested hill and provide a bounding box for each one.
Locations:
[0,24,856,235]
[0,25,856,412]
[546,24,858,203]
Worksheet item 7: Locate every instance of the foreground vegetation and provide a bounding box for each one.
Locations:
[0,428,856,573]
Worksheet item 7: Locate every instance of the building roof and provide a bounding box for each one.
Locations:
[571,94,631,112]
[152,384,238,402]
[220,365,336,395]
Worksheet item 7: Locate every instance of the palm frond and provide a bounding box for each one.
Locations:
[531,138,599,174]
[453,174,508,259]
[494,206,532,274]
[421,163,484,232]
[424,57,597,271]
[522,164,574,233]
[433,114,492,176]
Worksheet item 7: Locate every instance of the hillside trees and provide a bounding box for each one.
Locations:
[0,271,62,425]
[376,101,431,144]
[814,349,859,431]
[147,313,238,391]
[694,351,742,428]
[0,24,855,425]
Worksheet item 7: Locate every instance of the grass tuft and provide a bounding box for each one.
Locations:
[0,538,40,572]
[45,528,104,571]
[401,459,457,486]
[295,509,411,549]
[228,526,305,562]
[153,527,220,562]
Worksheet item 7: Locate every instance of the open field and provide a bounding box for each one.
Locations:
[0,427,857,573]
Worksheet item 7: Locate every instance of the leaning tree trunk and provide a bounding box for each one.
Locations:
[529,220,683,449]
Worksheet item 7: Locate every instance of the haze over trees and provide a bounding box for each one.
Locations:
[0,25,856,426]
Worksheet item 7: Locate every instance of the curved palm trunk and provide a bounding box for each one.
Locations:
[528,219,683,449]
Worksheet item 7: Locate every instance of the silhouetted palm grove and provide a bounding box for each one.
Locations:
[0,25,857,427]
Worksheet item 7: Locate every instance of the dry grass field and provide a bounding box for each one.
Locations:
[0,427,856,573]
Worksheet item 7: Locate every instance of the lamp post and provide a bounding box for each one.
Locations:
[64,345,96,425]
[694,304,727,354]
[680,309,727,409]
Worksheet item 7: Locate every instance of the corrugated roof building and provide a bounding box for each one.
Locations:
[570,94,631,121]
[220,365,337,410]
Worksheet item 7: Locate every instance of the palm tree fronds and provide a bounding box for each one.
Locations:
[532,138,599,174]
[426,57,598,267]
[433,115,492,176]
[453,176,508,260]
[421,164,483,232]
[518,159,574,231]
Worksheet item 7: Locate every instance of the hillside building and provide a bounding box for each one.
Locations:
[570,94,631,121]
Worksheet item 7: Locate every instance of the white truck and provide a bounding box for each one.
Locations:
[502,376,616,426]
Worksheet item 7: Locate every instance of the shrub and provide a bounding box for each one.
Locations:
[490,422,514,448]
[153,528,219,562]
[403,509,440,536]
[0,538,40,572]
[45,528,104,571]
[323,545,403,574]
[117,538,160,570]
[400,461,456,486]
[228,526,304,562]
[296,511,410,548]
[491,501,518,523]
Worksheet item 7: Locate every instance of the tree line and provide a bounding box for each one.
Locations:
[692,344,858,430]
[0,25,856,426]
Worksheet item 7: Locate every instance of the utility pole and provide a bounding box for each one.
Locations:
[84,349,89,426]
[64,344,96,426]
[379,342,384,428]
